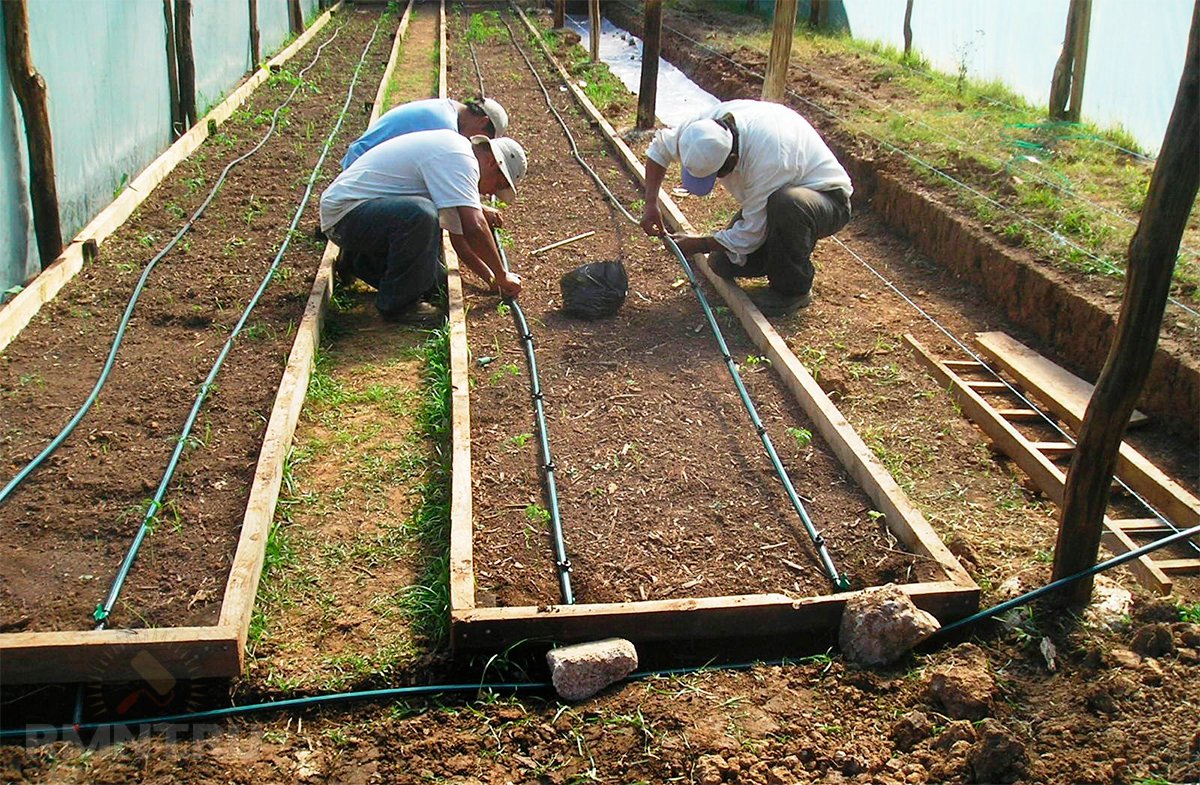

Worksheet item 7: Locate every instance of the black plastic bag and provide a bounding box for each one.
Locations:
[559,260,628,320]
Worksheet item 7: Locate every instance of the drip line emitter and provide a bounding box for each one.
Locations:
[484,10,851,592]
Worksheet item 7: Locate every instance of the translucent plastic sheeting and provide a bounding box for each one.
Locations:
[1,0,317,293]
[565,14,719,126]
[840,0,1190,156]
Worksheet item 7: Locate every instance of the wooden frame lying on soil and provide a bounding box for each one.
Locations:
[446,4,978,650]
[0,0,415,685]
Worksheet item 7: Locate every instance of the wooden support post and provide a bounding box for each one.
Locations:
[248,0,261,68]
[288,0,305,36]
[1067,0,1091,122]
[903,0,914,56]
[589,0,601,61]
[762,0,798,102]
[1049,0,1091,121]
[636,0,663,130]
[553,0,565,29]
[175,0,197,129]
[1051,2,1199,606]
[164,0,182,139]
[808,0,824,29]
[3,0,63,271]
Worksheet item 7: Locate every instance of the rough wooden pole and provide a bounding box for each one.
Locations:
[903,0,914,56]
[808,0,823,29]
[589,0,601,61]
[163,0,181,139]
[762,0,798,102]
[553,0,565,29]
[3,0,63,270]
[1066,0,1092,122]
[1051,1,1199,606]
[288,0,305,36]
[636,0,662,130]
[175,0,196,129]
[248,0,261,68]
[1050,0,1083,120]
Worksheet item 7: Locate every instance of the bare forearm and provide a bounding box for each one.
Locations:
[450,232,493,286]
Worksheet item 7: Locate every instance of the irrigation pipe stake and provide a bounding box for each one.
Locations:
[501,8,849,590]
[532,230,595,255]
[494,228,575,604]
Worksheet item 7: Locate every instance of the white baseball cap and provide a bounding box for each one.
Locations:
[473,135,527,202]
[479,97,509,137]
[678,118,733,196]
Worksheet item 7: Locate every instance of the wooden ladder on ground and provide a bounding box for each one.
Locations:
[906,331,1200,595]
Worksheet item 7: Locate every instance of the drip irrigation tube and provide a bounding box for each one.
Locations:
[500,10,849,590]
[91,15,385,629]
[494,229,575,604]
[0,23,348,507]
[4,526,1193,741]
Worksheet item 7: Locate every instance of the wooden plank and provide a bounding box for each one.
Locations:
[1155,558,1200,574]
[976,331,1199,530]
[1110,518,1177,535]
[512,3,973,593]
[370,0,414,115]
[0,626,240,685]
[0,4,339,352]
[910,334,1173,595]
[452,582,978,650]
[997,408,1044,421]
[1031,441,1074,458]
[975,331,1148,427]
[964,380,1009,392]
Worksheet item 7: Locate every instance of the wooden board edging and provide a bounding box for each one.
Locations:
[510,3,974,590]
[451,582,978,650]
[0,5,341,353]
[0,626,240,685]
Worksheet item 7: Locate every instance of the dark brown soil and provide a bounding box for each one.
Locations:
[0,7,392,632]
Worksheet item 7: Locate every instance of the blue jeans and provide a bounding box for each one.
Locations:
[329,197,443,317]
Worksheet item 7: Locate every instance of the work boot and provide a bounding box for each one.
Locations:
[750,287,813,316]
[333,250,356,286]
[380,301,446,325]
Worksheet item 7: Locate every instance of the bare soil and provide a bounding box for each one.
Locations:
[1,3,1197,785]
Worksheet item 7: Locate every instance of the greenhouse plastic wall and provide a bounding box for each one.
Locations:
[0,0,317,295]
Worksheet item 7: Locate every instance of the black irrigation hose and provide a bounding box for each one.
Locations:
[12,528,1197,741]
[662,236,851,591]
[494,229,575,604]
[0,22,348,507]
[91,14,385,630]
[500,8,849,590]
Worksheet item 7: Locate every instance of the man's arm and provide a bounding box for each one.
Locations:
[449,231,495,288]
[456,206,521,297]
[640,159,668,237]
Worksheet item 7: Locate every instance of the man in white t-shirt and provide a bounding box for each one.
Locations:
[639,100,853,316]
[320,129,527,320]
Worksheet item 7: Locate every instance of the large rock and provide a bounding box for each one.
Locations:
[839,583,941,665]
[927,643,996,720]
[546,638,638,701]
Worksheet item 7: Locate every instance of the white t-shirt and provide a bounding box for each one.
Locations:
[646,100,852,265]
[320,128,481,234]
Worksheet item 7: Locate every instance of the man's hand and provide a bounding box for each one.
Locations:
[669,234,713,257]
[640,203,664,237]
[494,271,522,298]
[482,205,504,229]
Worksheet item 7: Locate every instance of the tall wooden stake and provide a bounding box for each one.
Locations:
[1051,1,1199,606]
[288,0,305,36]
[1049,0,1091,121]
[163,0,181,139]
[589,0,601,61]
[553,0,565,29]
[3,0,62,270]
[175,0,196,129]
[903,0,914,56]
[248,0,261,68]
[762,0,798,102]
[636,0,663,130]
[808,0,823,28]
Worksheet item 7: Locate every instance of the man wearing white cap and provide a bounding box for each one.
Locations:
[341,95,510,169]
[640,99,852,315]
[320,129,527,320]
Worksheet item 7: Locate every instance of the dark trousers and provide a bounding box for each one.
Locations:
[329,197,443,317]
[717,186,851,296]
